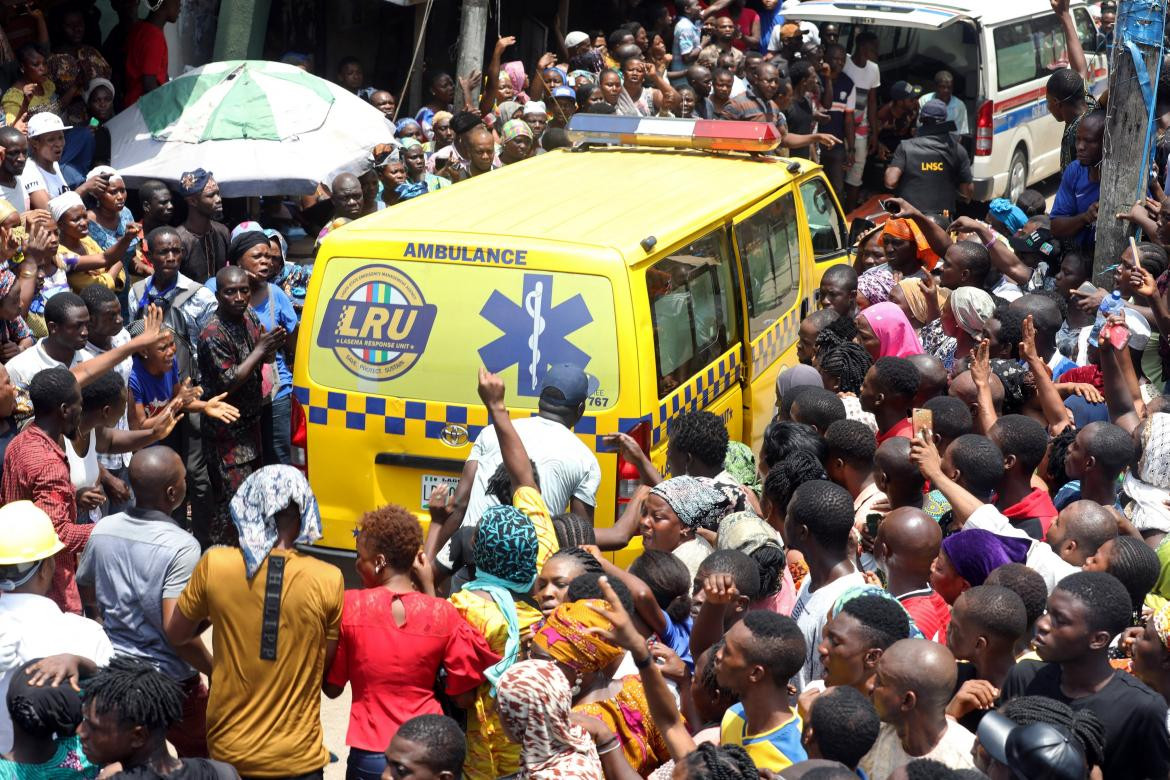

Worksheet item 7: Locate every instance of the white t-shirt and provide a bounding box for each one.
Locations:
[22,159,68,199]
[0,592,113,752]
[464,415,601,523]
[0,175,32,212]
[860,720,976,779]
[5,340,83,419]
[843,56,881,133]
[965,503,1079,592]
[790,569,866,690]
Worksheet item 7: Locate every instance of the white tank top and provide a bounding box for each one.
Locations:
[66,429,100,521]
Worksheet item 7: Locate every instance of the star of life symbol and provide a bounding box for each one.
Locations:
[478,273,593,397]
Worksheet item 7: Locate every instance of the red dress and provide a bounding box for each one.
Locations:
[326,589,499,751]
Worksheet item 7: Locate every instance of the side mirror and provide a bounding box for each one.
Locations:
[847,217,876,251]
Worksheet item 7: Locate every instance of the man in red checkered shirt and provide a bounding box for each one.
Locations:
[1,366,88,614]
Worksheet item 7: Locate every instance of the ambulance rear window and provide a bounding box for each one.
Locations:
[307,257,620,410]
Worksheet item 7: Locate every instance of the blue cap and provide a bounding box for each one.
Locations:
[552,85,577,100]
[541,364,589,407]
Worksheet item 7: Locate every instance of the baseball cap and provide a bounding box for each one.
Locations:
[552,85,577,100]
[540,364,589,408]
[920,98,948,123]
[977,711,1087,780]
[1009,228,1059,259]
[565,31,590,49]
[26,112,72,137]
[890,81,922,101]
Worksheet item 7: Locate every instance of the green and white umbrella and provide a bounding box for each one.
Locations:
[108,60,393,196]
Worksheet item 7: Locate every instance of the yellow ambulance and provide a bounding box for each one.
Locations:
[291,115,849,555]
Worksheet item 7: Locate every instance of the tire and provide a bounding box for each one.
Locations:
[1005,147,1029,203]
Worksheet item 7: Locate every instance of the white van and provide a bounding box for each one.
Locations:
[791,0,1108,202]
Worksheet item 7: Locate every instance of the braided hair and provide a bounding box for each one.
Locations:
[548,546,603,577]
[680,742,758,779]
[1044,427,1078,487]
[815,313,859,357]
[999,696,1106,771]
[818,342,873,395]
[552,512,596,547]
[1105,536,1161,619]
[84,656,184,733]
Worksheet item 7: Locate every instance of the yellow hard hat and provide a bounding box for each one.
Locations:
[0,501,65,564]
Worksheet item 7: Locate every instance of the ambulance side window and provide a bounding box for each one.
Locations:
[735,192,801,337]
[647,230,739,398]
[799,177,846,258]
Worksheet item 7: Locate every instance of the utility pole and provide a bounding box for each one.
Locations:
[1093,0,1167,280]
[455,0,490,110]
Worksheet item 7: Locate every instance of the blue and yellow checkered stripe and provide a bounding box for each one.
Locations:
[749,308,801,378]
[293,385,652,451]
[650,350,740,447]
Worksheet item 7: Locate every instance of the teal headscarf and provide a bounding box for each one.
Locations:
[464,504,539,693]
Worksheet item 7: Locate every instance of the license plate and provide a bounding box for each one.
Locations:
[421,474,461,509]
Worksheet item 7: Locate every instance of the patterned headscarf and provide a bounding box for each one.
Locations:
[1152,601,1170,649]
[650,476,734,531]
[395,117,422,137]
[717,511,782,555]
[1123,413,1170,532]
[723,441,761,497]
[229,466,323,579]
[501,118,534,143]
[177,168,212,197]
[568,69,597,87]
[474,504,539,590]
[532,599,623,675]
[496,660,603,780]
[948,287,995,339]
[496,100,522,126]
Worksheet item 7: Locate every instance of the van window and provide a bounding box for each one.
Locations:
[799,177,846,258]
[994,16,1069,90]
[647,229,739,398]
[306,257,621,410]
[734,192,801,338]
[1072,8,1098,52]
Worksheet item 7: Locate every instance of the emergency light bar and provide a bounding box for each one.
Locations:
[566,114,781,153]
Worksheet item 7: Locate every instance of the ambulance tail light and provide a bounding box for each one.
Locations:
[616,420,651,520]
[290,395,308,473]
[566,114,781,153]
[975,100,994,156]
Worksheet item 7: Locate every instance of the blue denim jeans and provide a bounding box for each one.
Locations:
[262,393,293,466]
[345,748,385,780]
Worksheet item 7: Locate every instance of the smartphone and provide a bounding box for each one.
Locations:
[866,512,882,538]
[1076,281,1098,296]
[880,199,899,214]
[912,407,933,439]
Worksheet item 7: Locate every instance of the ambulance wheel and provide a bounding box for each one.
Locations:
[1005,147,1028,203]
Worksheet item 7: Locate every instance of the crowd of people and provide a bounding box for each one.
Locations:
[2,1,1170,780]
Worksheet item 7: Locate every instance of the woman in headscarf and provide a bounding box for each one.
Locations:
[1123,413,1170,537]
[615,54,678,117]
[643,475,733,579]
[855,302,923,359]
[936,287,995,373]
[1132,601,1170,710]
[889,277,948,331]
[716,511,798,615]
[423,111,454,156]
[773,363,823,419]
[398,138,449,201]
[163,465,343,780]
[531,600,670,776]
[1,658,97,779]
[394,117,423,142]
[494,100,523,129]
[324,503,498,780]
[930,529,1029,605]
[49,190,133,293]
[502,61,529,103]
[856,219,939,306]
[496,660,604,780]
[449,502,550,780]
[853,224,886,274]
